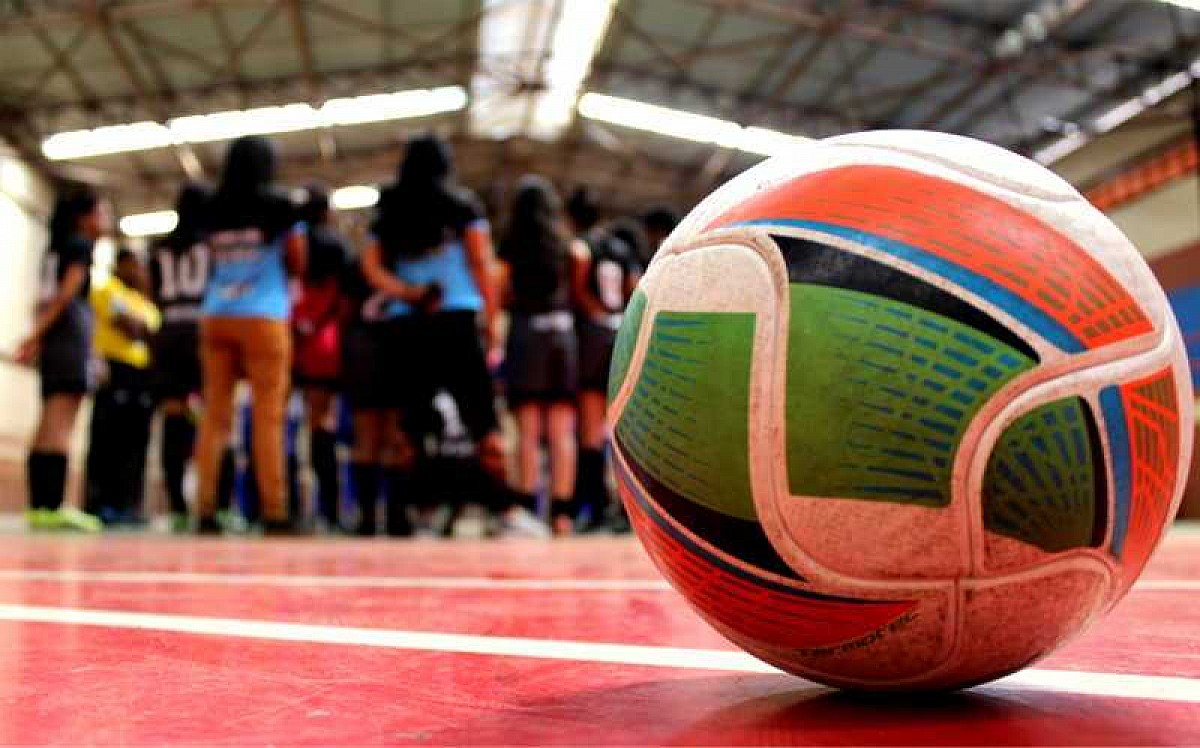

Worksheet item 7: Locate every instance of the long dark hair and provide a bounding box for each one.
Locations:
[300,182,330,228]
[372,133,463,261]
[164,181,211,250]
[207,135,292,240]
[500,175,570,303]
[48,185,99,250]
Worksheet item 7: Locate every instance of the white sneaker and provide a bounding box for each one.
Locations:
[452,504,490,539]
[498,506,550,539]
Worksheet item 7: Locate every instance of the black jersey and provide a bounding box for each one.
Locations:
[583,228,638,314]
[499,238,572,315]
[150,240,210,326]
[39,236,94,305]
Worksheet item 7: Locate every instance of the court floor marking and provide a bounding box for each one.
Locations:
[0,602,1197,703]
[0,570,673,590]
[0,569,1197,592]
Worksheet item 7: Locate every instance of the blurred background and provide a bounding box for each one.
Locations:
[0,0,1197,517]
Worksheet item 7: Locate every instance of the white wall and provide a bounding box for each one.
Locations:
[0,145,51,452]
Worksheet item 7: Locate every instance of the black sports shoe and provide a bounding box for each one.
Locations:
[196,516,221,536]
[262,519,310,537]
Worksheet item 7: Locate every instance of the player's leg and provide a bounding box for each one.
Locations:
[304,386,340,529]
[241,319,292,529]
[547,401,578,536]
[195,320,239,531]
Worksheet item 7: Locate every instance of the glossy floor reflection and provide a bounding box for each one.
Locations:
[0,529,1197,744]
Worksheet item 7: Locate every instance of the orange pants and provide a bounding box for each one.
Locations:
[195,317,291,521]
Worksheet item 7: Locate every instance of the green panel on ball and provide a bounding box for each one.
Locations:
[982,397,1098,552]
[786,284,1036,507]
[607,289,648,404]
[616,311,757,521]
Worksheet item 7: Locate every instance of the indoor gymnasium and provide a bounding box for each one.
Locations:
[2,0,1200,744]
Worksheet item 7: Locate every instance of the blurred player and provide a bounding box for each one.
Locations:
[361,133,502,537]
[292,184,349,531]
[193,135,306,535]
[499,176,590,536]
[17,187,107,532]
[84,248,160,525]
[149,182,220,532]
[567,191,643,531]
[641,206,678,266]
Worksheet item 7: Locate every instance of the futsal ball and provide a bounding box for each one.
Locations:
[607,130,1194,691]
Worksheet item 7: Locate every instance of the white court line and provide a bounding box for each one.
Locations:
[0,603,1197,703]
[0,569,1197,593]
[0,570,672,591]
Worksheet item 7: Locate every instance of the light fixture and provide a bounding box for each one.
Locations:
[42,122,175,160]
[320,86,467,126]
[577,93,810,156]
[1157,0,1200,10]
[330,185,380,211]
[42,86,468,160]
[119,210,177,238]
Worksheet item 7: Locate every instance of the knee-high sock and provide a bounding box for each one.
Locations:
[574,447,607,513]
[27,451,67,511]
[311,429,340,525]
[350,462,379,535]
[384,467,413,536]
[161,414,195,515]
[217,447,237,513]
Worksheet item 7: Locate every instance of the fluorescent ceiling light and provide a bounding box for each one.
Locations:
[42,86,468,160]
[470,0,616,141]
[1033,131,1089,166]
[120,210,177,238]
[320,86,467,126]
[330,185,379,211]
[42,122,175,160]
[578,93,810,156]
[169,103,320,143]
[1158,0,1200,10]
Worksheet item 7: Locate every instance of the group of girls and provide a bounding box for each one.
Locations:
[20,130,667,536]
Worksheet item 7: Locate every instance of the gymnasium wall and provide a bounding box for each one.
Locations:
[0,146,50,508]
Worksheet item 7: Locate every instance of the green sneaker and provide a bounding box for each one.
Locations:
[25,508,56,531]
[52,507,102,533]
[169,512,191,534]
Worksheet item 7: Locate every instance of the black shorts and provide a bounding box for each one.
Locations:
[152,323,202,400]
[411,311,499,439]
[340,322,391,410]
[39,303,94,399]
[577,317,620,393]
[503,311,578,406]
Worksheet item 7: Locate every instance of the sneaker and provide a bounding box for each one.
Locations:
[196,516,222,535]
[497,506,550,539]
[262,519,310,538]
[216,510,249,534]
[25,508,55,531]
[51,507,102,533]
[169,512,191,534]
[451,504,489,539]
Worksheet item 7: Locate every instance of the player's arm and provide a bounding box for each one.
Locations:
[284,225,307,278]
[570,238,604,319]
[360,240,435,306]
[15,263,88,364]
[463,219,500,353]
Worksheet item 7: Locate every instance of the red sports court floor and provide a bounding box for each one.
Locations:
[1,529,1200,745]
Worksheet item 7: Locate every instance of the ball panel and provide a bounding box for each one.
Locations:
[982,396,1102,553]
[950,568,1110,690]
[705,165,1154,354]
[776,233,1038,360]
[786,282,1036,508]
[613,446,919,652]
[1102,368,1183,586]
[615,310,757,521]
[606,287,647,404]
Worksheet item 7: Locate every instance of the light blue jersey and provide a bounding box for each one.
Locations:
[202,224,302,320]
[385,228,485,317]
